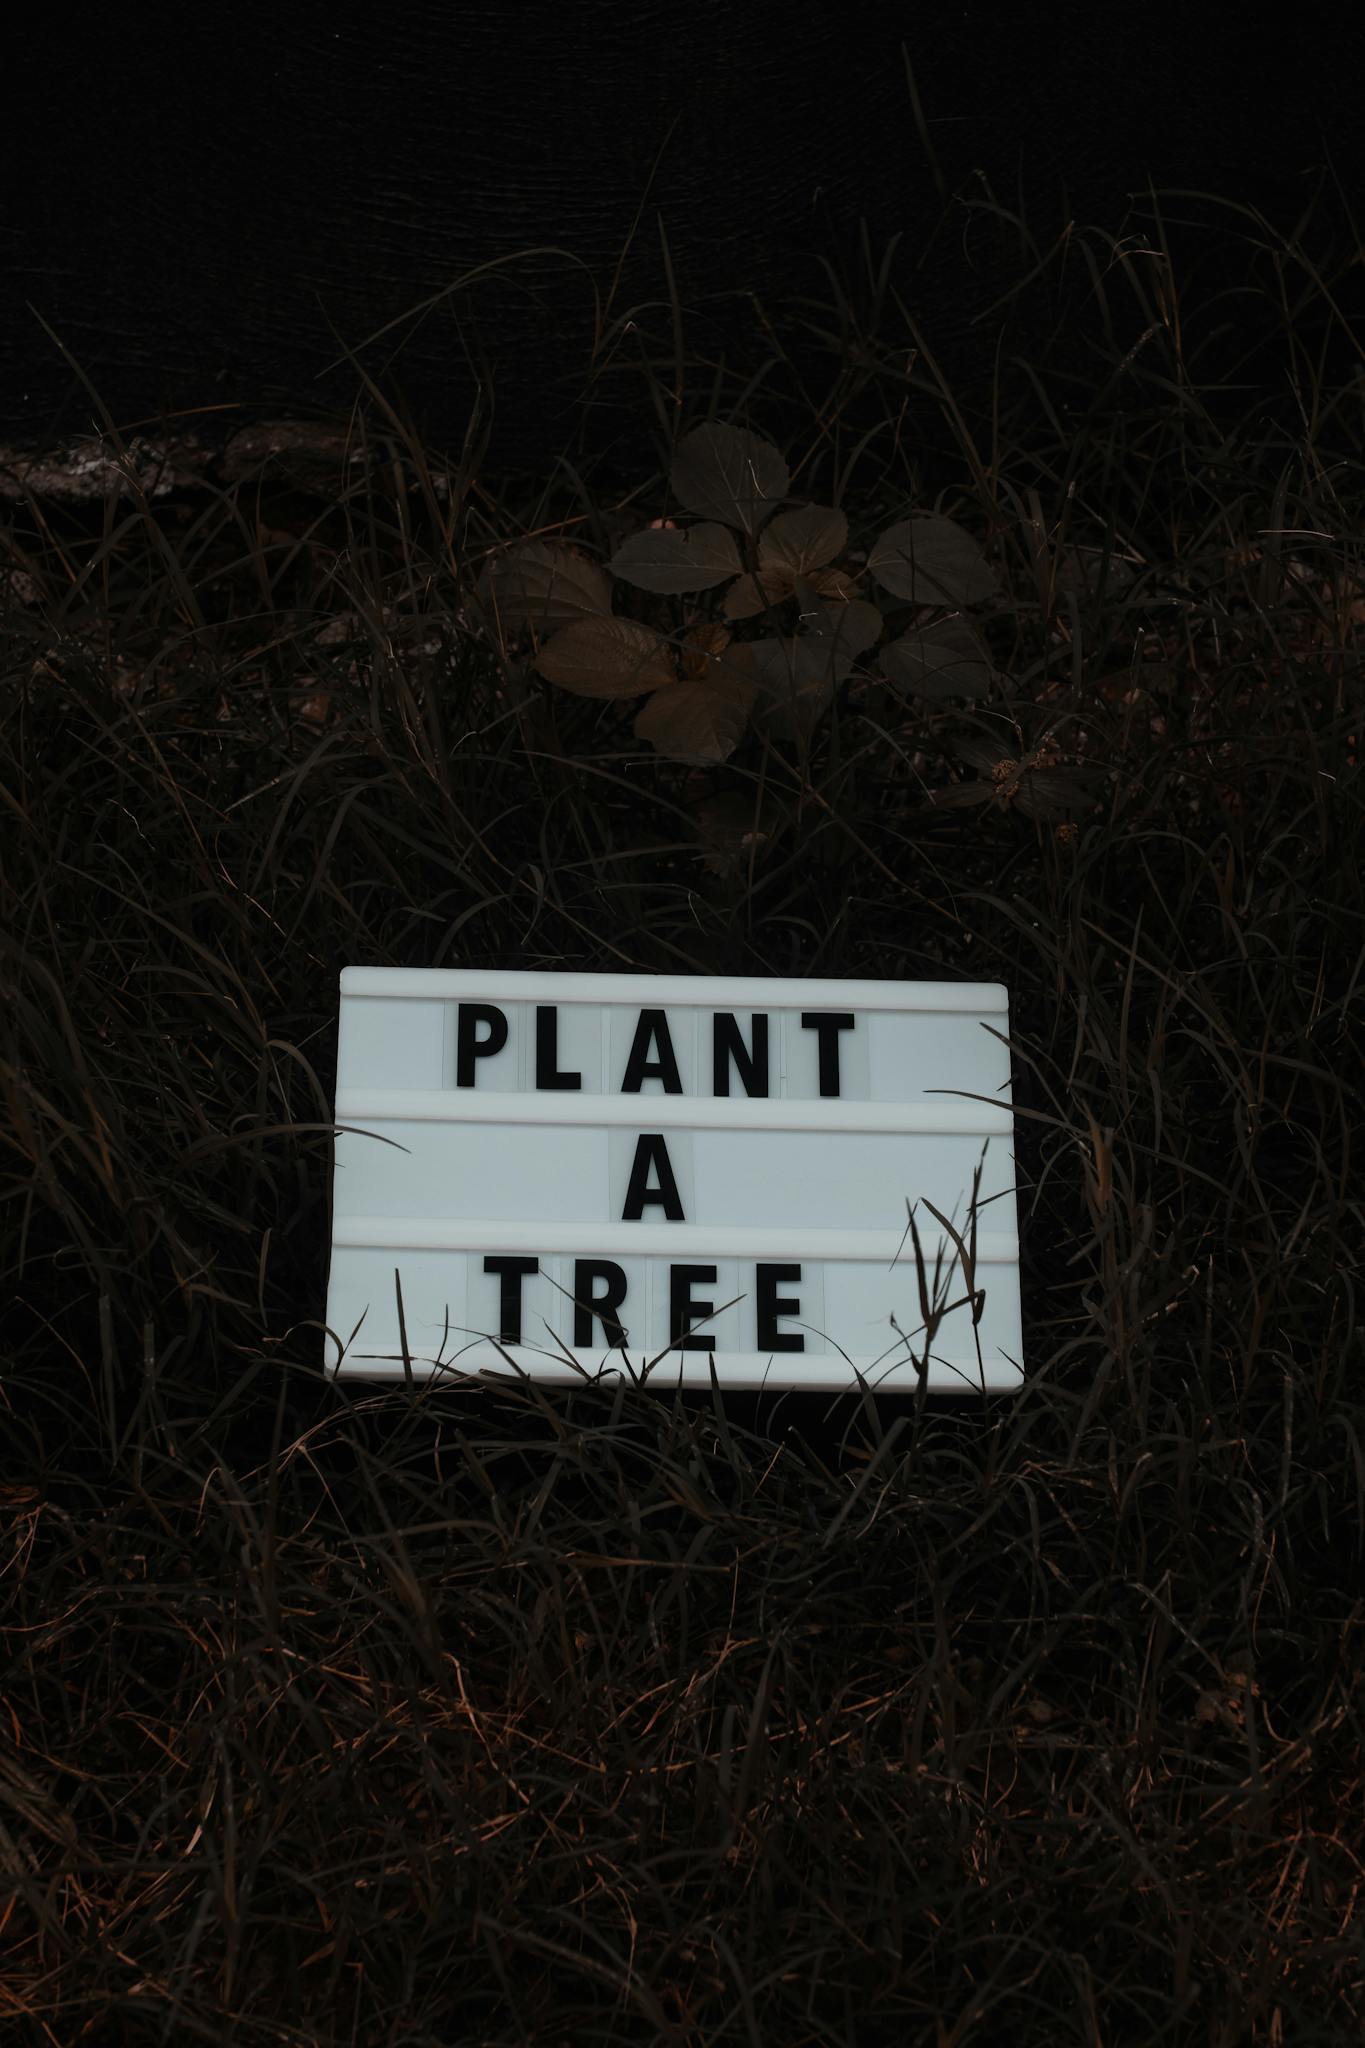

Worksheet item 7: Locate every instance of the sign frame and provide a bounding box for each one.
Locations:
[324,968,1023,1393]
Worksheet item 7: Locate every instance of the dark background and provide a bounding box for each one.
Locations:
[5,5,1362,482]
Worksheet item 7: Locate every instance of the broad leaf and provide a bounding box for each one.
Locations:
[881,615,994,700]
[608,520,743,595]
[927,780,1000,810]
[1010,766,1107,821]
[951,735,1018,778]
[942,734,1106,818]
[634,669,758,765]
[866,514,997,606]
[756,503,848,575]
[473,540,613,641]
[794,586,884,676]
[723,560,859,621]
[531,616,676,698]
[721,568,794,620]
[674,620,763,693]
[669,422,790,538]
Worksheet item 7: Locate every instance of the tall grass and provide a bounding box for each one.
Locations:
[1,175,1362,2044]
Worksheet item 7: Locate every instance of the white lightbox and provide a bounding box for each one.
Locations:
[324,968,1023,1392]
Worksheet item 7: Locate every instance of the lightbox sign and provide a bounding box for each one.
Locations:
[324,969,1023,1392]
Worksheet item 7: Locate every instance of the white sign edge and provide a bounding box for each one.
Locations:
[325,966,1023,1395]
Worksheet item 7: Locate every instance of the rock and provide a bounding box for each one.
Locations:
[0,432,211,503]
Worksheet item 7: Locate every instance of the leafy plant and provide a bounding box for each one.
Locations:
[934,730,1108,820]
[473,421,1002,763]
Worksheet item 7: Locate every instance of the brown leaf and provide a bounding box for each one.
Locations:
[676,619,739,677]
[722,560,859,621]
[634,668,758,764]
[804,567,859,604]
[722,568,794,620]
[531,616,676,698]
[756,503,849,575]
[473,540,614,643]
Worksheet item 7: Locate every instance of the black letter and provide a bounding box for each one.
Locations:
[800,1012,855,1097]
[456,1003,508,1086]
[621,1009,683,1093]
[670,1265,717,1351]
[757,1263,804,1351]
[535,1005,581,1090]
[713,1012,769,1097]
[573,1261,628,1348]
[482,1255,538,1343]
[621,1134,685,1221]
